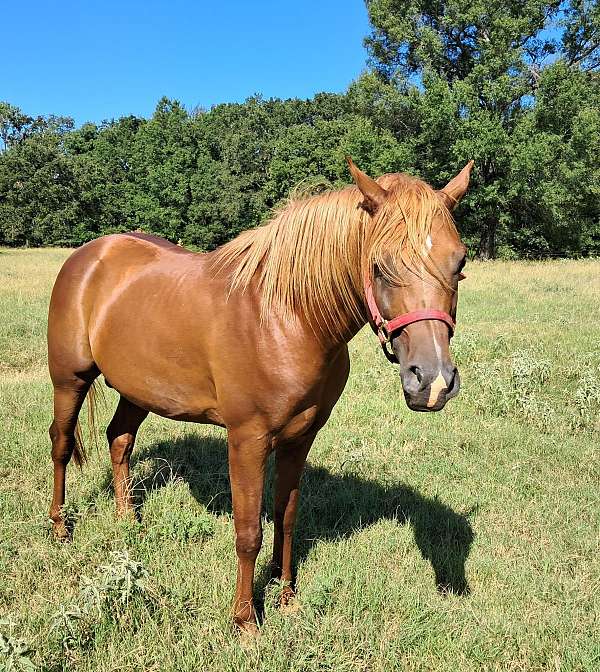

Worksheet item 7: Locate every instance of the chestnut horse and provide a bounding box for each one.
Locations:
[47,158,472,632]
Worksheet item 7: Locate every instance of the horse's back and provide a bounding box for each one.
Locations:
[51,232,205,300]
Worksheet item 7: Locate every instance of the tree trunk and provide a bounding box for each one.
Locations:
[477,216,497,260]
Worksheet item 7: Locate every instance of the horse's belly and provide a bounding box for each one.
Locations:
[99,355,222,423]
[89,298,220,423]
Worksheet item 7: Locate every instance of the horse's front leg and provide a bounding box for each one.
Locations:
[228,428,269,633]
[272,435,314,606]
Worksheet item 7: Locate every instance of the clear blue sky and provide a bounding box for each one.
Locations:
[3,1,371,127]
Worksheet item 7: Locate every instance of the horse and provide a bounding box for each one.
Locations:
[47,158,473,632]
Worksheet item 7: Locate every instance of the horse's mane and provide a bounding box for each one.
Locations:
[212,173,456,340]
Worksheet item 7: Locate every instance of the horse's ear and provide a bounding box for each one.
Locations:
[346,156,388,215]
[439,160,474,210]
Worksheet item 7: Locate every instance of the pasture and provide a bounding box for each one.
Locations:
[1,248,598,671]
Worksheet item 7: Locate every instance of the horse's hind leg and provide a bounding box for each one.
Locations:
[49,380,94,539]
[106,396,148,517]
[272,436,314,605]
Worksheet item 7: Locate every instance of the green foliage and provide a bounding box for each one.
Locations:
[303,574,343,615]
[573,363,600,429]
[470,349,555,428]
[365,0,600,258]
[0,2,598,257]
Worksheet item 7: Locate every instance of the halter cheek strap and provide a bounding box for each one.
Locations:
[364,279,455,364]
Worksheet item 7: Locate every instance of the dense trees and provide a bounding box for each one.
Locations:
[364,0,600,257]
[0,1,598,257]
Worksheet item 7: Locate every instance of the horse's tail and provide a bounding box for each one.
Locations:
[73,379,102,467]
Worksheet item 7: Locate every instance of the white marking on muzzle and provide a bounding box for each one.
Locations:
[427,372,447,408]
[419,244,447,408]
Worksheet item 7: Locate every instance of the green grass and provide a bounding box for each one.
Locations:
[1,248,599,671]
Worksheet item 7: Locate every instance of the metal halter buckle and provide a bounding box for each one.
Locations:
[377,321,391,344]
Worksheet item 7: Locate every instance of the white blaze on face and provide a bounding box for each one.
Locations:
[422,232,446,407]
[427,371,447,408]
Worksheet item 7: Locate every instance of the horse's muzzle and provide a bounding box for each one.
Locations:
[401,363,460,412]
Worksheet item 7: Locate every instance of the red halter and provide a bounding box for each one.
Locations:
[364,279,455,363]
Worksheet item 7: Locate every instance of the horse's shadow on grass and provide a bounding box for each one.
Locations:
[108,432,474,598]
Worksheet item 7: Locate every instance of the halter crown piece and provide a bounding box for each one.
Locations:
[364,279,455,364]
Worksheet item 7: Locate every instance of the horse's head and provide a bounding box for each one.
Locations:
[348,158,473,412]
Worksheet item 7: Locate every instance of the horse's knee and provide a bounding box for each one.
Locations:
[235,525,263,558]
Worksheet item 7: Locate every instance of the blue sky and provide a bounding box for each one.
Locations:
[3,1,371,126]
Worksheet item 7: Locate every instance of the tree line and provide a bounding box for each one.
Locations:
[1,1,598,258]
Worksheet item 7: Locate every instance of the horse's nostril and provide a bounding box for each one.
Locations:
[446,367,460,398]
[410,365,423,384]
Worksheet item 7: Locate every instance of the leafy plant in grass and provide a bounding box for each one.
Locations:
[303,575,343,615]
[50,604,90,654]
[450,331,479,366]
[0,618,36,672]
[471,349,554,428]
[573,367,600,431]
[51,551,156,653]
[80,550,152,615]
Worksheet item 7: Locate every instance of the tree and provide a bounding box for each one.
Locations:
[364,0,600,257]
[0,102,34,152]
[0,130,78,245]
[125,98,195,240]
[562,0,600,71]
[65,116,144,240]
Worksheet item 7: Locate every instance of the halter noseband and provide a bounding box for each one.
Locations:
[364,279,455,364]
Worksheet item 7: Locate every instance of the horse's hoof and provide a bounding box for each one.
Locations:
[236,620,260,646]
[280,584,295,605]
[51,520,71,542]
[279,586,300,614]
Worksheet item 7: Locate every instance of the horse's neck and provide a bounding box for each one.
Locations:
[289,209,369,347]
[307,256,368,347]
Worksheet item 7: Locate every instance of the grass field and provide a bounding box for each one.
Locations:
[1,248,599,672]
